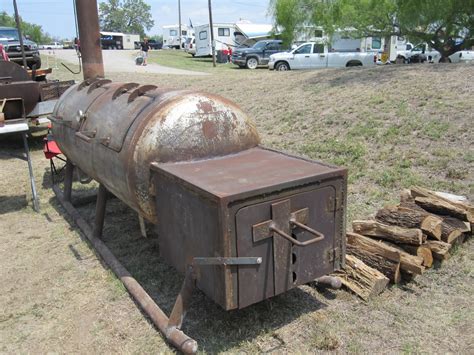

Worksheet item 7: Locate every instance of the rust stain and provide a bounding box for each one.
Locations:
[202,120,218,139]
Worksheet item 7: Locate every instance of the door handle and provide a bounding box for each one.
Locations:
[305,55,310,58]
[270,222,324,246]
[319,54,325,57]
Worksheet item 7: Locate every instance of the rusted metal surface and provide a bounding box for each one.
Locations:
[152,147,347,310]
[0,61,29,81]
[0,81,40,116]
[51,79,260,223]
[75,0,104,79]
[0,98,25,120]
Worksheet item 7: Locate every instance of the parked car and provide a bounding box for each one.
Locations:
[269,42,376,71]
[452,50,474,63]
[185,37,196,56]
[0,26,41,69]
[147,39,162,50]
[397,43,472,64]
[39,42,63,50]
[232,39,285,69]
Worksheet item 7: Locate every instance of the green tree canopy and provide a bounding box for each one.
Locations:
[99,0,154,37]
[270,0,474,59]
[0,11,52,44]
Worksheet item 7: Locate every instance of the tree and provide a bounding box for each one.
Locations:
[0,11,52,44]
[270,0,474,60]
[99,0,154,37]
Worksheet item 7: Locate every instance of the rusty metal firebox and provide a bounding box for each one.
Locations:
[51,78,347,352]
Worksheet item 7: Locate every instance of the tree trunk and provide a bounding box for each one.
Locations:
[346,232,401,283]
[375,206,442,239]
[352,220,423,245]
[425,240,451,261]
[333,254,389,301]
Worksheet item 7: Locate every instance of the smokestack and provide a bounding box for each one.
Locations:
[75,0,105,79]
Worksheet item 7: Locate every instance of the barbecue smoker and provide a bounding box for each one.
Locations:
[51,1,347,353]
[52,78,347,350]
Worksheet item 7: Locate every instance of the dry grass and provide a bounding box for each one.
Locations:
[1,58,473,353]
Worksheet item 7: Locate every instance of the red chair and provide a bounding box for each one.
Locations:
[43,123,66,184]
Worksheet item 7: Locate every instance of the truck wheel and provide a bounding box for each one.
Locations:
[246,57,258,69]
[275,62,289,71]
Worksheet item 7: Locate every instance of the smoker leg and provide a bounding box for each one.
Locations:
[316,275,342,289]
[63,160,74,202]
[168,266,196,329]
[22,132,39,212]
[93,184,108,239]
[138,214,147,238]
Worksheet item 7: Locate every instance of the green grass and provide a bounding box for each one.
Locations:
[147,49,236,73]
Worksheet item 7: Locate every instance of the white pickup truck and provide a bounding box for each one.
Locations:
[39,42,63,50]
[268,42,376,71]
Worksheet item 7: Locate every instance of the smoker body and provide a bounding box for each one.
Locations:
[52,78,347,311]
[51,78,260,223]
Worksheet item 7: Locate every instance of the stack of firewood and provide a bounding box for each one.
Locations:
[334,186,473,301]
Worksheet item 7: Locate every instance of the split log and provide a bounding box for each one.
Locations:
[411,186,474,218]
[399,244,433,267]
[398,202,465,242]
[415,196,473,223]
[400,189,413,203]
[375,206,442,239]
[425,240,451,261]
[346,232,401,283]
[440,220,462,244]
[333,254,389,301]
[352,220,423,245]
[443,216,471,233]
[380,241,425,275]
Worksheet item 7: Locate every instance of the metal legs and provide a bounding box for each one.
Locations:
[22,132,39,212]
[93,183,108,238]
[63,160,74,202]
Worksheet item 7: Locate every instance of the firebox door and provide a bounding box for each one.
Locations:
[236,186,337,309]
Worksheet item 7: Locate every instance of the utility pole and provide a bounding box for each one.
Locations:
[178,0,182,50]
[12,0,27,69]
[208,0,216,67]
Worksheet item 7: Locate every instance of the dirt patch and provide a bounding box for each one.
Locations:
[1,62,473,352]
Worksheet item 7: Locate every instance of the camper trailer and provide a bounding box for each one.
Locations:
[162,25,194,49]
[100,32,140,50]
[194,22,273,57]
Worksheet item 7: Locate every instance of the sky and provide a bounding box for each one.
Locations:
[1,0,272,39]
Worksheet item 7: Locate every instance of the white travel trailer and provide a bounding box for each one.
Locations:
[100,31,140,50]
[162,24,194,49]
[194,22,273,57]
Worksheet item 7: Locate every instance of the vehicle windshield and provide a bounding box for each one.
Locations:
[0,29,20,41]
[252,41,267,50]
[185,37,193,44]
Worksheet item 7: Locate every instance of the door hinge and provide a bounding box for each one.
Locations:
[328,247,341,263]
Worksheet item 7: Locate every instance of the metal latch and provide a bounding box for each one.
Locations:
[251,199,325,295]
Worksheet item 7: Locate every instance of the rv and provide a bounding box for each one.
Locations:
[194,22,274,57]
[162,25,194,49]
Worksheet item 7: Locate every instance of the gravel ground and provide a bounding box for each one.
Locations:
[43,49,208,76]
